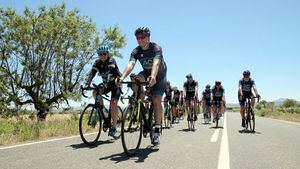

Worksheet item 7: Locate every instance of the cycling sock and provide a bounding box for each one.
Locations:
[154,124,160,133]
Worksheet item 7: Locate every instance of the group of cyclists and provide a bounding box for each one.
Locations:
[83,26,261,146]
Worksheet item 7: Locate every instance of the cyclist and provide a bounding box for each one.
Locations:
[117,26,167,145]
[179,90,185,118]
[172,86,181,122]
[85,45,121,137]
[164,81,174,123]
[211,81,225,123]
[202,84,212,122]
[183,74,199,122]
[238,70,260,127]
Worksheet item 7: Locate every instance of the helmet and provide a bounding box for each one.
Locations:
[135,26,150,37]
[243,70,250,76]
[206,84,211,88]
[96,45,109,54]
[167,81,170,85]
[130,73,136,78]
[215,81,221,85]
[186,73,193,79]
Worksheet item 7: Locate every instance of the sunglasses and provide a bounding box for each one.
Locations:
[136,35,146,40]
[98,53,107,56]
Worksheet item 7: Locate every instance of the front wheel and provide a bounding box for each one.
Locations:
[248,109,255,132]
[121,105,142,157]
[79,104,102,146]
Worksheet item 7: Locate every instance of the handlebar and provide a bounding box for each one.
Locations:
[80,83,109,98]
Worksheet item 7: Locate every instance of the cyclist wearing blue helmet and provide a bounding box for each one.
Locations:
[85,45,122,137]
[117,26,167,145]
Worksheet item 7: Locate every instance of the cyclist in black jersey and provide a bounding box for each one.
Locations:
[202,84,212,121]
[183,74,199,119]
[211,81,225,122]
[238,70,260,127]
[85,45,121,137]
[172,86,181,119]
[164,81,175,123]
[117,27,167,145]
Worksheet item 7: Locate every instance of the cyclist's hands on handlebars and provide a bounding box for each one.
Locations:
[115,77,123,87]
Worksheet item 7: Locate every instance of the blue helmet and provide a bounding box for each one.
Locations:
[96,45,109,54]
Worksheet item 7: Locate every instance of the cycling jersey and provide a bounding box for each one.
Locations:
[130,42,167,96]
[184,80,198,98]
[86,57,121,99]
[86,57,121,85]
[212,86,225,101]
[202,89,212,101]
[130,42,167,79]
[173,89,180,100]
[239,78,255,96]
[164,87,173,101]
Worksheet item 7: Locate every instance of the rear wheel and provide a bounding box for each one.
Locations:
[79,104,102,146]
[121,105,142,157]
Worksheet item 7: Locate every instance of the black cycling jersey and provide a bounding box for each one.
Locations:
[212,86,225,100]
[202,89,212,101]
[173,89,180,100]
[239,78,255,96]
[130,42,167,79]
[86,57,121,85]
[184,80,198,97]
[164,87,173,101]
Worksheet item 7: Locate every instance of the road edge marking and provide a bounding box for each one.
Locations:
[0,133,96,150]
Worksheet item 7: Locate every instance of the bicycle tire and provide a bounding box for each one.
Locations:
[250,108,255,132]
[79,104,102,146]
[121,104,142,157]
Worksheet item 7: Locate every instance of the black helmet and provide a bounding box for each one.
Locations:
[130,73,136,78]
[206,84,211,88]
[135,26,150,37]
[243,70,250,76]
[166,81,170,85]
[186,73,193,79]
[215,81,221,85]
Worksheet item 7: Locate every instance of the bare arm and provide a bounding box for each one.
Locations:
[150,58,161,79]
[252,84,259,96]
[120,61,136,81]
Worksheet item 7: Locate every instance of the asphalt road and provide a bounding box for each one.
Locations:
[0,112,299,169]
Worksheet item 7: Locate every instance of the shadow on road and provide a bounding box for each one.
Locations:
[178,129,192,132]
[68,139,115,150]
[209,126,224,129]
[99,145,159,163]
[238,129,262,134]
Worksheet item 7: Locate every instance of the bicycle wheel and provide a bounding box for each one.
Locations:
[215,108,219,128]
[121,104,142,157]
[245,107,250,130]
[79,104,102,146]
[249,109,255,132]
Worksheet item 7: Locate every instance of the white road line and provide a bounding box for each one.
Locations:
[0,132,97,150]
[218,113,230,169]
[210,128,220,142]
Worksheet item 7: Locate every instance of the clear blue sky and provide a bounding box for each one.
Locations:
[2,0,300,103]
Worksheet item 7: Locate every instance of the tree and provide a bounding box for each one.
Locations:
[0,4,126,120]
[282,99,297,108]
[256,100,267,110]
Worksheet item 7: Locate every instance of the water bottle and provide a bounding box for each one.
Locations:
[103,108,109,119]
